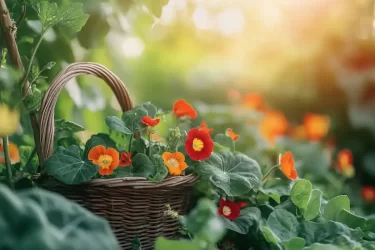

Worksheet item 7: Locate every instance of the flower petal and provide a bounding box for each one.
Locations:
[88,145,106,162]
[107,147,119,170]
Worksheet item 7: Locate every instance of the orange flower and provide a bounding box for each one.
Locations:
[172,99,197,119]
[162,152,188,176]
[362,186,375,203]
[0,142,20,164]
[242,93,265,111]
[336,149,355,178]
[279,151,298,180]
[226,128,239,141]
[151,133,164,142]
[88,145,119,175]
[141,116,160,127]
[119,152,132,167]
[303,113,330,141]
[260,110,289,144]
[185,128,214,161]
[199,121,213,134]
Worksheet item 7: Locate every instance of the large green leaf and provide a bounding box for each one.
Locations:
[37,1,89,33]
[132,153,156,178]
[298,221,364,246]
[291,179,312,209]
[121,107,148,133]
[214,134,233,150]
[282,237,305,250]
[262,226,280,245]
[266,209,299,241]
[44,145,99,185]
[304,189,323,221]
[105,116,132,135]
[261,179,292,204]
[323,195,350,221]
[302,243,343,250]
[185,198,225,244]
[220,207,261,234]
[337,209,366,231]
[154,237,200,250]
[149,155,168,182]
[134,102,158,118]
[194,151,262,196]
[55,119,85,133]
[0,184,120,249]
[83,134,117,159]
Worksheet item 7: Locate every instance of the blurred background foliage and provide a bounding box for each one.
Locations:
[3,0,375,212]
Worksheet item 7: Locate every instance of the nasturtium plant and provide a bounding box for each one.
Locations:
[0,184,120,250]
[194,150,263,196]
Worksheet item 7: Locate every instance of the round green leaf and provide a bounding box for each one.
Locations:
[291,179,312,209]
[323,195,350,221]
[262,226,280,245]
[220,207,261,234]
[337,209,366,230]
[194,151,262,196]
[44,145,99,185]
[105,116,132,134]
[132,153,156,178]
[282,237,305,250]
[155,237,200,250]
[266,209,299,241]
[261,179,292,204]
[304,189,323,221]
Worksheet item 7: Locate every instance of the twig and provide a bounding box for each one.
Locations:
[16,5,26,27]
[0,0,41,164]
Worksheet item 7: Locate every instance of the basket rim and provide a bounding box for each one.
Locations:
[35,173,199,188]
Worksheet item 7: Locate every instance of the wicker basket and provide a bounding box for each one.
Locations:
[36,62,198,250]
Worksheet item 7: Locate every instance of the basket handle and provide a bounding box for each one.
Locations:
[38,62,133,166]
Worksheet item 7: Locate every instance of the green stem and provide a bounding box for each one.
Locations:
[262,164,279,181]
[128,133,133,152]
[20,32,45,91]
[232,141,236,152]
[24,147,36,173]
[3,137,14,189]
[148,132,152,157]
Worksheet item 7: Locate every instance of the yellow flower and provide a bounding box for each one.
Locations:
[0,105,19,136]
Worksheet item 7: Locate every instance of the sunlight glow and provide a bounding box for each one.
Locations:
[121,36,145,58]
[192,7,212,30]
[216,8,245,36]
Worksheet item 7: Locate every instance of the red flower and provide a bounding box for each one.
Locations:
[218,198,247,220]
[141,116,160,127]
[185,128,214,161]
[279,151,298,180]
[199,121,213,134]
[362,186,375,203]
[226,128,239,141]
[172,99,197,119]
[336,149,355,178]
[119,152,132,167]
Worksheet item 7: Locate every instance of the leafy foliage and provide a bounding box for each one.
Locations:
[0,184,120,250]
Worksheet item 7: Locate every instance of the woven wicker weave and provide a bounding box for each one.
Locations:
[36,62,198,250]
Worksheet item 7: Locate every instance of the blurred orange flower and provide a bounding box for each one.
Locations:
[199,121,213,134]
[344,40,375,72]
[172,99,197,119]
[336,149,355,178]
[151,133,164,142]
[260,110,289,144]
[162,152,188,176]
[226,128,239,141]
[303,113,330,141]
[242,93,265,111]
[279,151,298,180]
[362,186,375,203]
[0,141,20,164]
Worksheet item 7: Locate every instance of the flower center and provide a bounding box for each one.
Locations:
[222,206,231,216]
[168,158,179,168]
[98,154,113,169]
[192,138,204,151]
